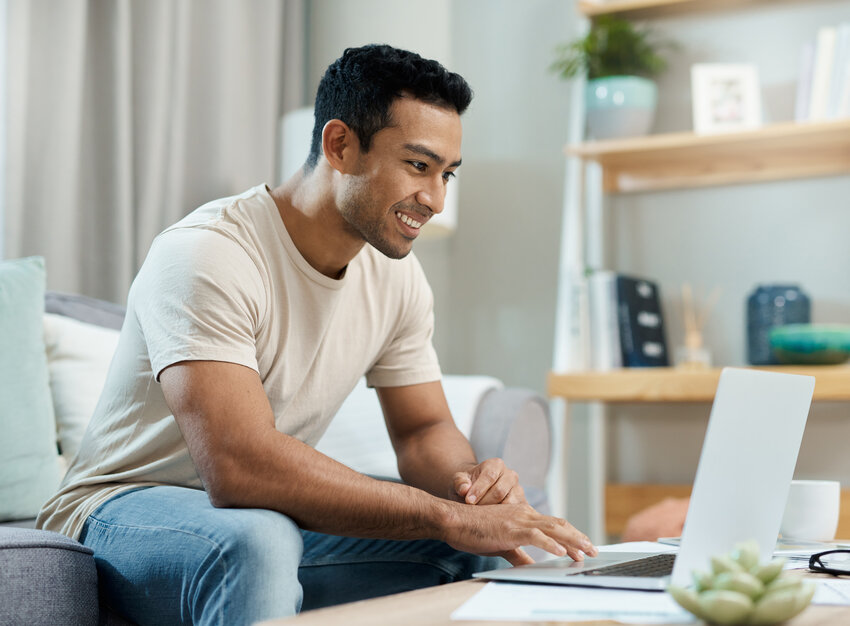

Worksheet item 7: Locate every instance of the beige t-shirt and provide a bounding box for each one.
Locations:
[37,185,441,539]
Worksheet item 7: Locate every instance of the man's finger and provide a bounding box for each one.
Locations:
[471,475,512,505]
[463,459,504,503]
[452,471,472,499]
[501,547,534,566]
[467,467,520,505]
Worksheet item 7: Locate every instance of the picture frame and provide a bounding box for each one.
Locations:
[691,63,762,134]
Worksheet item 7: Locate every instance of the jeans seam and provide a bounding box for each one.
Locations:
[85,515,229,626]
[299,553,465,579]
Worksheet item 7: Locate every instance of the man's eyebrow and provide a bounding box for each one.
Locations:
[403,143,462,168]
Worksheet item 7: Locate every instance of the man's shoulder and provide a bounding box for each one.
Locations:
[162,185,271,235]
[136,190,272,300]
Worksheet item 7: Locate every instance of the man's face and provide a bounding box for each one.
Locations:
[337,96,463,259]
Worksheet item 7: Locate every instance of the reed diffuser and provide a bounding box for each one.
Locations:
[677,283,720,369]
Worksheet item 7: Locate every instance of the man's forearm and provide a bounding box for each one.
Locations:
[208,429,595,565]
[393,420,478,499]
[203,427,459,540]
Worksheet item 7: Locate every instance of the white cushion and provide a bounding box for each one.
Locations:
[316,375,502,480]
[43,313,120,461]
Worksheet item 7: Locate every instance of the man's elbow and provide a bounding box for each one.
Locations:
[198,455,252,508]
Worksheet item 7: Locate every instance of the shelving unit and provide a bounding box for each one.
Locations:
[566,119,850,193]
[548,365,850,403]
[552,0,850,542]
[578,0,790,19]
[551,364,850,539]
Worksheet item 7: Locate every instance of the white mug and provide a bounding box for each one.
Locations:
[780,479,841,542]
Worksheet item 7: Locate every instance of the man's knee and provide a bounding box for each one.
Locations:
[198,509,303,623]
[216,508,303,566]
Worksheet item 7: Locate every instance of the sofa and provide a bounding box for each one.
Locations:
[0,256,552,624]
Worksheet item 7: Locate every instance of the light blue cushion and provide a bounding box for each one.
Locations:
[0,257,61,521]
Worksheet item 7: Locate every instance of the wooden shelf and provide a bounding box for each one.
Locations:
[565,119,850,193]
[548,365,850,403]
[605,483,850,538]
[577,0,789,19]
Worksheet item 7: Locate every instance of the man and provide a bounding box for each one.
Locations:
[38,44,596,624]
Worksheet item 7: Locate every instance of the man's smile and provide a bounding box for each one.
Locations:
[395,211,424,229]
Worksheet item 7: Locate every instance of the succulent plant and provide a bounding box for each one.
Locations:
[667,541,815,625]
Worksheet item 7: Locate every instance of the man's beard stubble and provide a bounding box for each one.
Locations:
[338,190,417,261]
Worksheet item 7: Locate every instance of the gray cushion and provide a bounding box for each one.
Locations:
[45,291,126,330]
[0,527,98,625]
[469,388,551,514]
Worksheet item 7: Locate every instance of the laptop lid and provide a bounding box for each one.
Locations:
[474,367,814,590]
[670,367,814,585]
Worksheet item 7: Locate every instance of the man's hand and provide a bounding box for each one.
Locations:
[452,458,525,505]
[443,501,598,566]
[450,458,597,565]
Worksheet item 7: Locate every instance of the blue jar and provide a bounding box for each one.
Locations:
[746,285,810,365]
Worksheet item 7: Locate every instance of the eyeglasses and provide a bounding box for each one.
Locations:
[809,550,850,577]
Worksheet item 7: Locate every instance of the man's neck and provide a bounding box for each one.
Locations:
[268,169,365,279]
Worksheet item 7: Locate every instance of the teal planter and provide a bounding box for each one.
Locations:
[585,76,658,140]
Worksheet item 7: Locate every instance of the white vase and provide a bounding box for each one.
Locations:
[585,75,658,140]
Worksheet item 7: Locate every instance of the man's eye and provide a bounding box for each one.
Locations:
[409,161,427,172]
[443,171,456,182]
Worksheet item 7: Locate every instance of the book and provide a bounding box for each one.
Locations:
[841,57,850,117]
[828,23,850,119]
[794,41,815,122]
[616,275,670,368]
[555,270,590,372]
[588,271,622,371]
[809,26,837,121]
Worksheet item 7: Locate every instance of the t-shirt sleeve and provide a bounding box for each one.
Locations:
[131,227,266,381]
[364,255,441,388]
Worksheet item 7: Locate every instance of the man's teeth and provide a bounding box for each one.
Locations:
[396,212,422,229]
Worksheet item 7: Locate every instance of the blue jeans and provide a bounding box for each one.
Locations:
[79,486,501,625]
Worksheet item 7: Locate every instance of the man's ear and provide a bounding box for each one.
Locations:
[322,119,358,173]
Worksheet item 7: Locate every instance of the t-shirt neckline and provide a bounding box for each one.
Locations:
[260,185,349,290]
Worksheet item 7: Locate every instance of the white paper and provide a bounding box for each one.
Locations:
[454,542,850,622]
[814,579,850,605]
[451,582,694,623]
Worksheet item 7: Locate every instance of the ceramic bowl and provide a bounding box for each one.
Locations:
[769,324,850,365]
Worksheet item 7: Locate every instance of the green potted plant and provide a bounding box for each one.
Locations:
[552,16,671,140]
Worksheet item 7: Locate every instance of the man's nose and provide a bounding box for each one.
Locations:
[415,178,446,215]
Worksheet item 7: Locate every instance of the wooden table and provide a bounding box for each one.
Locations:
[259,577,850,625]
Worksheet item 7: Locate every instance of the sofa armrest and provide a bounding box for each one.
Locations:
[469,388,551,514]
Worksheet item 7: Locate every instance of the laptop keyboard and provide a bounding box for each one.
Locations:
[579,552,676,578]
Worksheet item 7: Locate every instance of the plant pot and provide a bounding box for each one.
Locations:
[585,75,657,140]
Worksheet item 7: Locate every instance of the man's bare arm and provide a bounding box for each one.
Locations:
[377,382,478,499]
[160,360,595,564]
[377,382,524,506]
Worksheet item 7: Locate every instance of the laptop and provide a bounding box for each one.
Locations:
[474,367,815,590]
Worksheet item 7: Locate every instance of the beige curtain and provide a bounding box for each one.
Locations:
[6,0,305,303]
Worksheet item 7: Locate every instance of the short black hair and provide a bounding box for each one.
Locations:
[306,44,473,170]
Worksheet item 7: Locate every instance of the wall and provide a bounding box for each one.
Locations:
[443,1,573,393]
[603,0,850,509]
[306,1,575,393]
